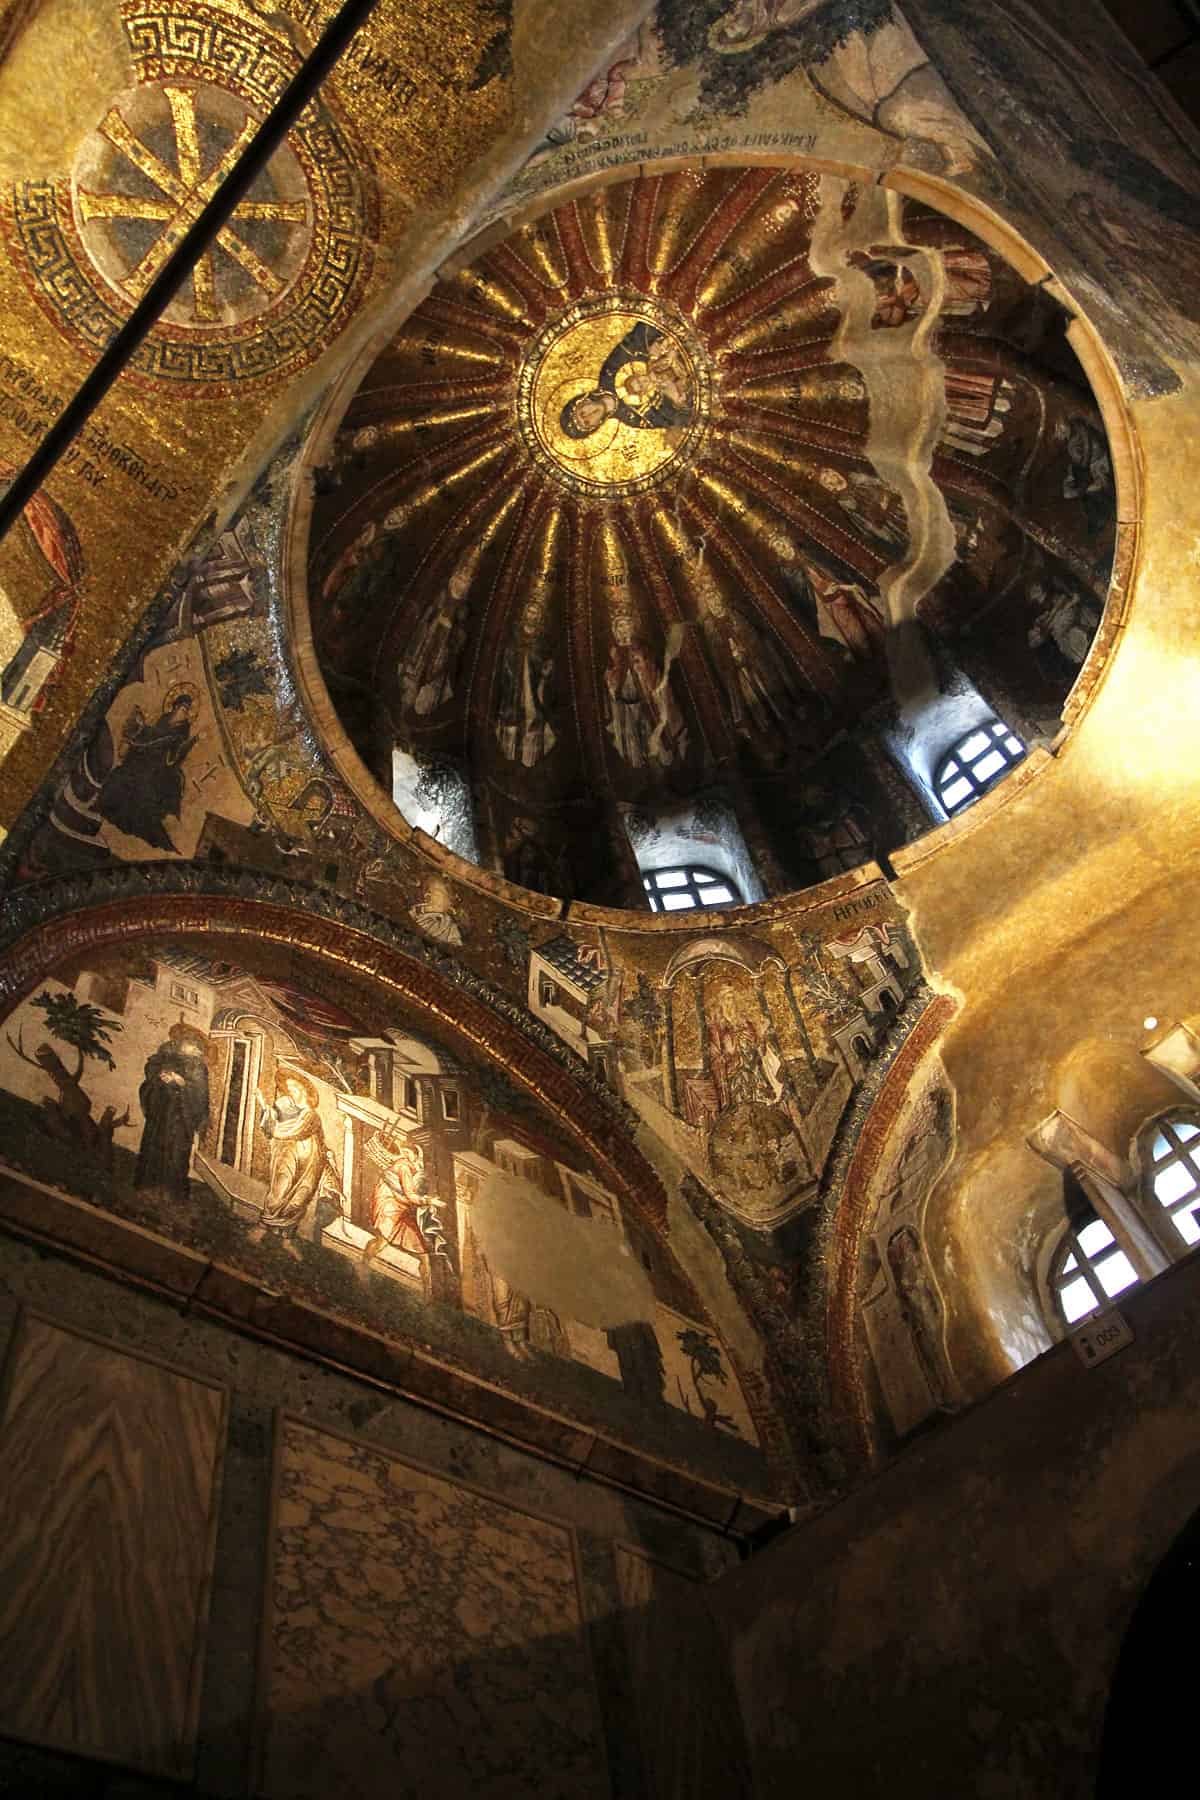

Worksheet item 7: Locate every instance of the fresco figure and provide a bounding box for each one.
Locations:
[826,469,909,556]
[411,878,464,946]
[1062,417,1115,540]
[484,1262,568,1360]
[0,471,83,720]
[560,322,693,441]
[1027,581,1102,674]
[696,573,816,752]
[707,991,777,1111]
[399,540,482,717]
[604,608,688,769]
[704,0,988,174]
[135,1023,210,1202]
[777,539,886,662]
[505,813,573,899]
[365,1138,453,1273]
[249,1071,329,1256]
[495,594,557,766]
[95,686,198,852]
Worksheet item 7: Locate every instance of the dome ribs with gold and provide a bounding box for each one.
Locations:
[552,201,601,302]
[616,173,659,291]
[670,486,849,712]
[656,167,778,312]
[307,164,1116,908]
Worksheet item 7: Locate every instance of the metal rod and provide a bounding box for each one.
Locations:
[0,0,381,545]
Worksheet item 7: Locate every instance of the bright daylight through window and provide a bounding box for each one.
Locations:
[1051,1210,1139,1326]
[643,865,741,913]
[935,719,1027,816]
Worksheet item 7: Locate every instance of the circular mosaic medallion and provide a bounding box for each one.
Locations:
[516,293,711,498]
[8,6,375,393]
[72,81,312,330]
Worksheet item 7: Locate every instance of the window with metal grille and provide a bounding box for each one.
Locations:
[1050,1208,1139,1326]
[1145,1113,1200,1248]
[934,719,1027,816]
[642,865,741,912]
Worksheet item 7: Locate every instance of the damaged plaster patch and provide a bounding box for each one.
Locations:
[469,1170,656,1328]
[807,174,957,713]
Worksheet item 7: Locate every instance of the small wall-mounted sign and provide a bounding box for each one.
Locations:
[1070,1309,1134,1368]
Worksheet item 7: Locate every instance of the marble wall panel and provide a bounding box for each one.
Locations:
[256,1415,610,1800]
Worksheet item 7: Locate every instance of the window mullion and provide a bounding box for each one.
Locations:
[1074,1164,1170,1281]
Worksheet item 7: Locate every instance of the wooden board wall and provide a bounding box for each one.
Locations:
[0,1312,227,1778]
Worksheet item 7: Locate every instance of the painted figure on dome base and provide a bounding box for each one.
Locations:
[604,606,688,771]
[495,593,557,767]
[399,539,482,718]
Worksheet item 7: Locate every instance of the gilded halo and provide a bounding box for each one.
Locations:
[516,292,712,498]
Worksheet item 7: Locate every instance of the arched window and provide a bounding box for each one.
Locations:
[1049,1207,1139,1326]
[642,865,741,913]
[1144,1112,1200,1248]
[934,718,1026,816]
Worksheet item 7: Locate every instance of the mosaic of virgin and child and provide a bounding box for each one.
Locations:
[560,322,694,441]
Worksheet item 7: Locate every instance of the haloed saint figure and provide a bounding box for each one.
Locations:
[520,303,707,496]
[135,1022,210,1203]
[95,685,198,853]
[559,322,694,442]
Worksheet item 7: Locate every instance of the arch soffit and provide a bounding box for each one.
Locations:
[0,888,669,1232]
[662,934,786,988]
[822,991,958,1468]
[283,153,1140,910]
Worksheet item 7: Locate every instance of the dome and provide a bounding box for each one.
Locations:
[306,164,1115,906]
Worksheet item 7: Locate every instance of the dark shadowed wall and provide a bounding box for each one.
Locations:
[0,1228,750,1800]
[713,1248,1200,1798]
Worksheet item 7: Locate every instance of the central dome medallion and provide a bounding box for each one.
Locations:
[306,164,1114,910]
[517,292,711,496]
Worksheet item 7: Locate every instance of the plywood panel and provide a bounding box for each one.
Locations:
[257,1416,609,1800]
[0,1313,226,1777]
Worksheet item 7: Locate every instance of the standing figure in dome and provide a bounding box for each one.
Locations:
[398,539,482,718]
[695,568,821,756]
[775,535,886,663]
[495,591,557,767]
[249,1070,330,1258]
[604,604,688,770]
[1027,580,1102,676]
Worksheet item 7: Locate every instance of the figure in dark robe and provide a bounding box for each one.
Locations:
[95,688,197,852]
[398,540,481,717]
[605,1320,667,1406]
[135,1024,210,1202]
[495,595,557,766]
[560,321,693,440]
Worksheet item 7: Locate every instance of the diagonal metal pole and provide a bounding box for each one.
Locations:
[0,0,382,546]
